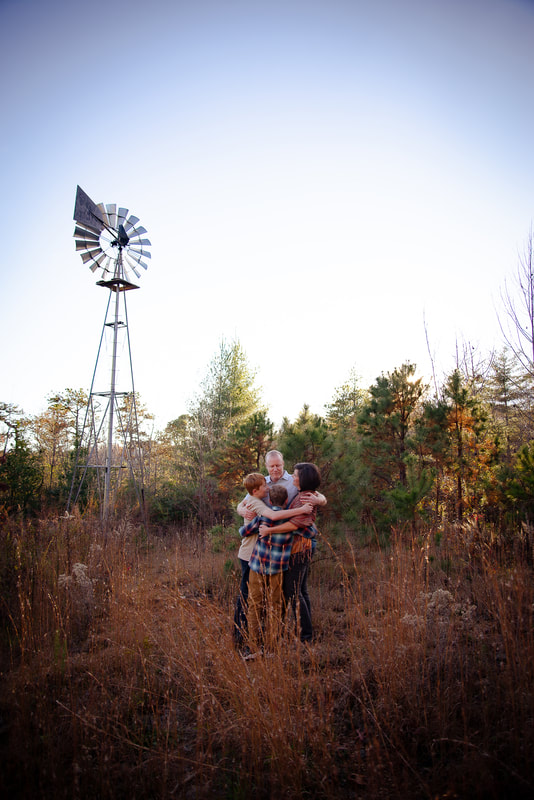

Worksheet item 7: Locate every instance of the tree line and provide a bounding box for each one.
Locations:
[1,339,533,536]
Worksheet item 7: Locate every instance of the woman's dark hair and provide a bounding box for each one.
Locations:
[294,462,321,492]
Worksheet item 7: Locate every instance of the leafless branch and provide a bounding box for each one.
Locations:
[498,228,534,378]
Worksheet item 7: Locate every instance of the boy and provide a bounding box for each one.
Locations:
[241,482,316,657]
[234,473,312,648]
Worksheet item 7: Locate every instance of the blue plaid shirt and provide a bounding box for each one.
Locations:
[241,507,318,575]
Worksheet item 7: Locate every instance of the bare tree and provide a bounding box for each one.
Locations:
[455,339,494,397]
[499,228,534,378]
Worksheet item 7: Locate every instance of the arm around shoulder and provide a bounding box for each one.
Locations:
[245,497,311,521]
[300,490,327,507]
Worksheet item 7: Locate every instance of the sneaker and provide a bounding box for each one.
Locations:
[243,650,262,661]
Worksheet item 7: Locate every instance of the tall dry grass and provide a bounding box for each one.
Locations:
[0,514,533,799]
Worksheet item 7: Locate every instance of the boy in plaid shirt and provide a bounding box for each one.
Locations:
[241,483,317,657]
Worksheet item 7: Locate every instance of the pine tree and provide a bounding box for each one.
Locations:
[414,396,451,522]
[359,364,426,485]
[325,368,368,429]
[277,405,333,473]
[190,338,262,447]
[325,371,368,527]
[442,369,493,521]
[355,364,428,529]
[210,411,274,495]
[504,442,534,525]
[0,426,43,514]
[181,338,264,525]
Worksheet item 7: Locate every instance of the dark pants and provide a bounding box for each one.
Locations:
[233,558,249,645]
[283,551,313,642]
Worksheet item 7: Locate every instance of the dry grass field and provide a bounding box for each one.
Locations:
[1,514,533,799]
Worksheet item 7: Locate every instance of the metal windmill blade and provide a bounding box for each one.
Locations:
[124,256,141,278]
[117,207,129,225]
[123,215,139,232]
[105,203,117,230]
[73,186,151,284]
[128,250,151,269]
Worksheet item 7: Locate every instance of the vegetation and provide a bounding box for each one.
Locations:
[0,514,533,799]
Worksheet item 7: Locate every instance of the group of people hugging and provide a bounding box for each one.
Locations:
[234,450,326,659]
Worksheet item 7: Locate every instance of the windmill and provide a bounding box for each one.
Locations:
[67,185,151,523]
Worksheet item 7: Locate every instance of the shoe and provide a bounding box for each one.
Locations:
[243,650,262,661]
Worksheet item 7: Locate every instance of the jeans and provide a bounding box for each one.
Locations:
[283,551,313,642]
[233,558,249,645]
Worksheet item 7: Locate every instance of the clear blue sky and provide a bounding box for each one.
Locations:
[1,0,533,430]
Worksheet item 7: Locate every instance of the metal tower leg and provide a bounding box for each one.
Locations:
[67,262,146,528]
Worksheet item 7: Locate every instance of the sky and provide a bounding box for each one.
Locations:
[1,0,534,432]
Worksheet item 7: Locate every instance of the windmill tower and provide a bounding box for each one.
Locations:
[67,186,151,523]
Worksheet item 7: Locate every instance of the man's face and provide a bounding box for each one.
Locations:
[266,455,284,483]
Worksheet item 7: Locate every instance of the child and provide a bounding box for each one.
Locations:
[241,482,316,658]
[234,473,312,648]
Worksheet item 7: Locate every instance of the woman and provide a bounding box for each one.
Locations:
[259,462,323,642]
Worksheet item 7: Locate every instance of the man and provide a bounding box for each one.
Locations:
[237,450,300,517]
